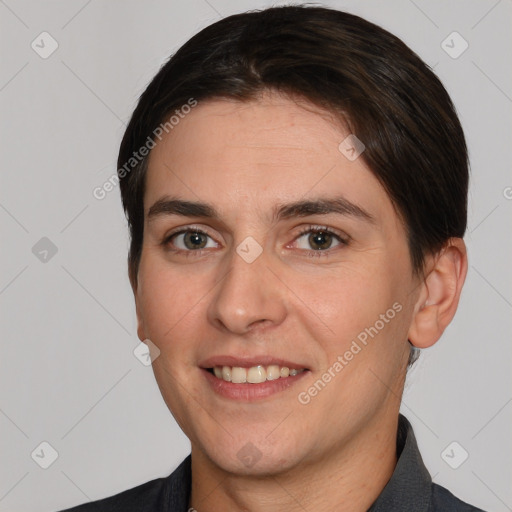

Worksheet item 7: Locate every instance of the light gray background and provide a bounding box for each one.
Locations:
[1,1,511,511]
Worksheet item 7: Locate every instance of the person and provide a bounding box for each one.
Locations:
[60,5,485,511]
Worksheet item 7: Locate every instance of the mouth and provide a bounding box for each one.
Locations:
[199,357,310,401]
[207,364,306,383]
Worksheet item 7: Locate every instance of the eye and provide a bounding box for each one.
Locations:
[164,228,218,252]
[294,226,348,252]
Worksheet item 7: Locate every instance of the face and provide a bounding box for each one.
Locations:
[135,92,420,476]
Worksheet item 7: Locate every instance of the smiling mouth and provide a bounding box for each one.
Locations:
[208,365,306,384]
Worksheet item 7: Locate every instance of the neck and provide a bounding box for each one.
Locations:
[189,412,399,512]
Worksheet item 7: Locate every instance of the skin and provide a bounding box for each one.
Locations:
[134,91,467,511]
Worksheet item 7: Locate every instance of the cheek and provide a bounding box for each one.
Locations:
[136,258,207,347]
[303,263,411,377]
[307,265,394,332]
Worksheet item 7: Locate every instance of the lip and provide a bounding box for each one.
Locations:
[199,355,309,370]
[202,367,310,401]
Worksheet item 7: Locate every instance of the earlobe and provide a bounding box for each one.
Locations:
[136,308,147,342]
[408,238,468,349]
[134,291,147,342]
[129,267,147,341]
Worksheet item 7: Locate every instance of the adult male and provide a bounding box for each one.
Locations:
[61,5,483,511]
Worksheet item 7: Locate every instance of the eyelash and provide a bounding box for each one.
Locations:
[162,227,212,259]
[162,224,349,258]
[295,225,349,257]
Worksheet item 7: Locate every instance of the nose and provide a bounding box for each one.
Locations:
[207,242,288,335]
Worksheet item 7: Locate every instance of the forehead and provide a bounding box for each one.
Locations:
[151,94,345,167]
[144,93,397,228]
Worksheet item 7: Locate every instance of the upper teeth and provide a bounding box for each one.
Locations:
[212,365,305,384]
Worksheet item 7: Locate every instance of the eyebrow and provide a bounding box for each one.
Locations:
[147,196,375,224]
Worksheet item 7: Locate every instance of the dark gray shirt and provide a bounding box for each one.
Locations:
[59,415,485,511]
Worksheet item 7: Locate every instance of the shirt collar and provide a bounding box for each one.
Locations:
[368,414,432,511]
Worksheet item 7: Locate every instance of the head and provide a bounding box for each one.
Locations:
[118,6,468,476]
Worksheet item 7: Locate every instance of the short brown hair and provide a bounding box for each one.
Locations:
[118,5,468,295]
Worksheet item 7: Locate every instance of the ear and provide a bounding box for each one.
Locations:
[135,297,147,342]
[131,274,147,343]
[408,238,468,349]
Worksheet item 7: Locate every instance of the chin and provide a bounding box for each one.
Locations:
[209,446,303,477]
[193,427,308,477]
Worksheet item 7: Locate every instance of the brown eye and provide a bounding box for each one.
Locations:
[183,231,208,249]
[166,229,217,251]
[294,228,346,252]
[308,231,334,250]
